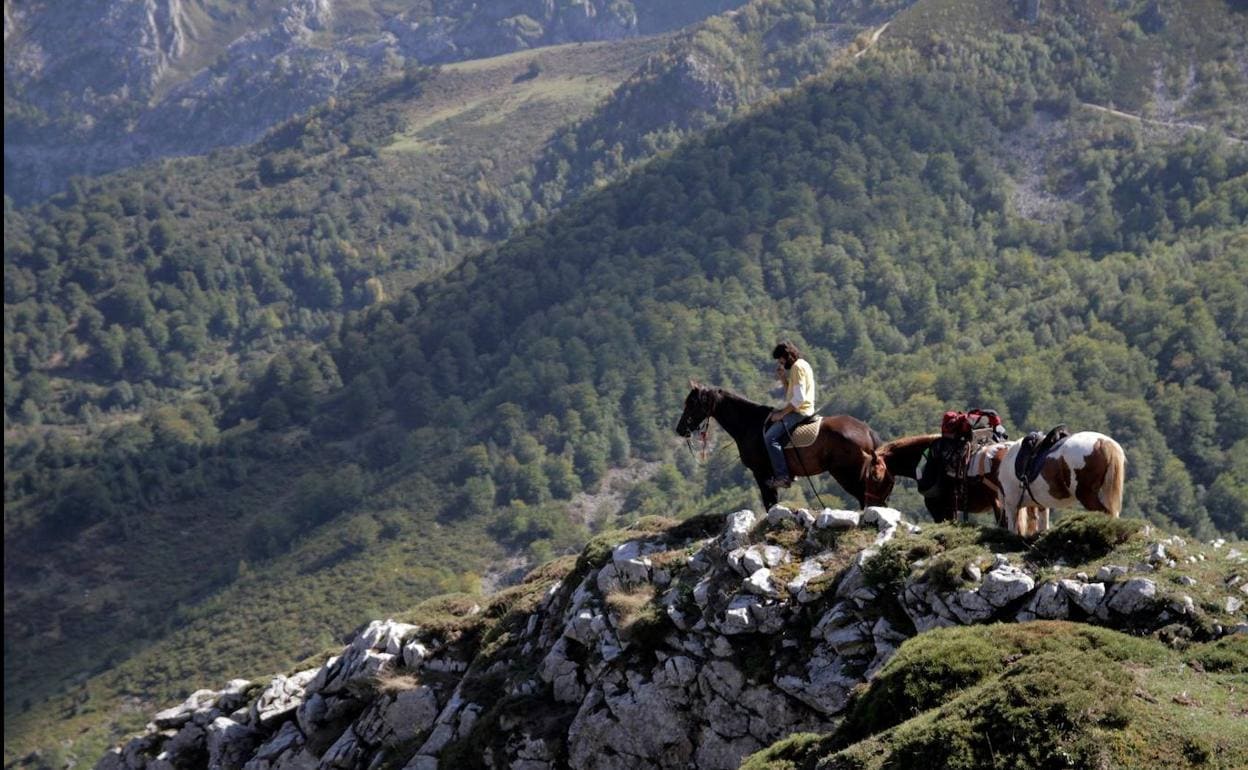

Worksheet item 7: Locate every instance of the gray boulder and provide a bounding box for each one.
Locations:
[980,566,1035,608]
[206,717,259,770]
[1106,578,1157,616]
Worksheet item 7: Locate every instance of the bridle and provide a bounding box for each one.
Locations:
[682,393,714,462]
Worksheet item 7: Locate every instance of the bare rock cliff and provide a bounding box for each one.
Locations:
[95,506,1247,769]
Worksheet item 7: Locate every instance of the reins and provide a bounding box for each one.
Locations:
[778,416,828,511]
[684,415,712,463]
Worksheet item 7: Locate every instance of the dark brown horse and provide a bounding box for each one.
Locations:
[876,434,1052,531]
[675,383,889,510]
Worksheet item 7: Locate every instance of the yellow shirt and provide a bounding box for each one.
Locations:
[786,359,816,416]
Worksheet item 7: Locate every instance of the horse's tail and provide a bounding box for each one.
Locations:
[1100,439,1125,518]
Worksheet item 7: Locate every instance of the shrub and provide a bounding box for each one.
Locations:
[1031,512,1143,565]
[1186,636,1248,673]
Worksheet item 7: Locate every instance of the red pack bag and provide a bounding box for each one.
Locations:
[941,411,971,438]
[966,408,1002,430]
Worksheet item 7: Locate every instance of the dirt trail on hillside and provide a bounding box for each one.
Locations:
[1081,102,1246,145]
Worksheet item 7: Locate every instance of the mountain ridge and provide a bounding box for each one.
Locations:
[88,507,1248,770]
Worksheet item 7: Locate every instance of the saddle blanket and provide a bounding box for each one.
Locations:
[784,419,820,449]
[967,443,1008,479]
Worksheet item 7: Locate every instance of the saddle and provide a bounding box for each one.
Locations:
[1015,425,1071,484]
[783,414,821,449]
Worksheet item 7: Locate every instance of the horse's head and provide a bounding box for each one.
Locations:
[676,381,715,437]
[863,450,895,506]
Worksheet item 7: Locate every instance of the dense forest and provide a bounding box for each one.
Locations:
[4,0,1248,765]
[2,0,909,431]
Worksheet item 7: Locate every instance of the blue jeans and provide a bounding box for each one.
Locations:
[764,413,807,479]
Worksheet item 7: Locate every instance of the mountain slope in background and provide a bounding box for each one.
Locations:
[4,0,906,428]
[2,0,747,203]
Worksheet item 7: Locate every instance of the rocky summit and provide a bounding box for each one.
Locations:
[96,508,1247,770]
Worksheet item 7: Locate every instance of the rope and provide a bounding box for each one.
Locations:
[684,415,710,464]
[955,441,970,524]
[779,417,827,510]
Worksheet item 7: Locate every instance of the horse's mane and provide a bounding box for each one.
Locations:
[701,385,767,411]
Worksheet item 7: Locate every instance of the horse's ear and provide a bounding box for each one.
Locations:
[688,378,700,390]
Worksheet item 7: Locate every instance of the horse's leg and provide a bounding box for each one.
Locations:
[1039,507,1051,532]
[1000,479,1024,534]
[755,470,777,511]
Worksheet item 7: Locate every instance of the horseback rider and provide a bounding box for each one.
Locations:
[764,341,816,489]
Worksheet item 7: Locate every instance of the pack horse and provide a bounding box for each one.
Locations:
[876,430,1126,535]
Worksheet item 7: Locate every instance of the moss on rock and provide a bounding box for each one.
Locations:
[747,622,1247,770]
[1031,512,1144,565]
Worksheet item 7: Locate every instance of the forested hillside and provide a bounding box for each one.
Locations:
[3,0,903,433]
[4,0,1248,766]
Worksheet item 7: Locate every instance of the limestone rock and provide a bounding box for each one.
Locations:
[720,594,759,634]
[1106,578,1157,616]
[815,509,860,529]
[152,689,220,729]
[761,545,788,568]
[1097,564,1127,582]
[1025,582,1068,620]
[980,566,1035,608]
[946,588,994,624]
[741,547,767,575]
[786,560,826,602]
[744,568,779,598]
[862,507,902,528]
[766,505,793,525]
[252,670,316,726]
[206,717,259,770]
[722,510,757,550]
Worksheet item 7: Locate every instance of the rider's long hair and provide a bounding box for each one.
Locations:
[772,341,801,368]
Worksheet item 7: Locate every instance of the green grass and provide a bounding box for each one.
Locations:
[744,622,1248,770]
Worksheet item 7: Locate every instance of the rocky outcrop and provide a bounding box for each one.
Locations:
[96,508,1245,770]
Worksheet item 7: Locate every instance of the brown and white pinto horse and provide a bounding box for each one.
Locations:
[987,431,1125,535]
[675,383,889,511]
[876,432,1125,535]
